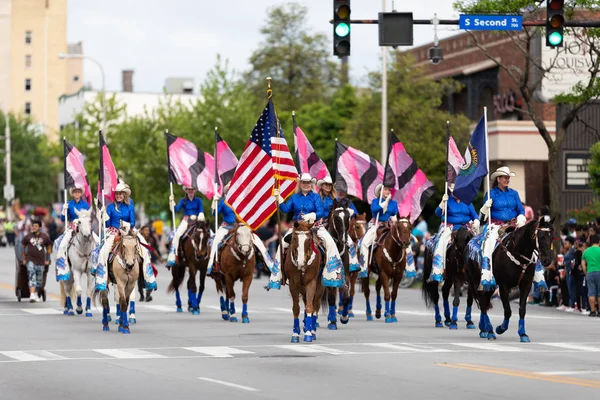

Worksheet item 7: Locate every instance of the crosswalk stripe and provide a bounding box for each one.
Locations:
[540,343,600,352]
[93,349,166,359]
[184,346,255,358]
[143,305,175,312]
[451,343,527,352]
[0,350,64,361]
[275,345,354,355]
[363,343,441,352]
[21,308,63,315]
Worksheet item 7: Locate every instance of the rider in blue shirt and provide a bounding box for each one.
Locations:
[167,186,206,267]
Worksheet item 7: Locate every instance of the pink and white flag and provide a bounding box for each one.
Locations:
[335,141,384,203]
[294,124,330,181]
[447,136,464,186]
[64,139,92,205]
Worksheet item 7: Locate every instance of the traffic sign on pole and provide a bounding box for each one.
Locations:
[459,15,523,31]
[4,184,14,201]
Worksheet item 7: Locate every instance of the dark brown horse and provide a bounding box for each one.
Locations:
[370,216,412,323]
[347,212,367,318]
[167,220,210,315]
[213,223,256,323]
[284,220,324,343]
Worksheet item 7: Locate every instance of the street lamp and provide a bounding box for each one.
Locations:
[58,53,106,133]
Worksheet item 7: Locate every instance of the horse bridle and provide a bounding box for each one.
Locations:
[228,227,254,267]
[382,218,410,268]
[191,226,209,261]
[331,207,348,256]
[501,222,552,284]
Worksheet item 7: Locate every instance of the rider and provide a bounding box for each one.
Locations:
[167,186,205,267]
[55,186,90,281]
[318,176,360,272]
[207,183,273,275]
[335,185,359,217]
[429,183,480,282]
[267,173,344,290]
[94,182,157,292]
[479,166,528,290]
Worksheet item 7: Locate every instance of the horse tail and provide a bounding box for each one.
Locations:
[167,264,185,294]
[91,286,109,309]
[320,286,329,315]
[214,273,224,294]
[421,243,438,308]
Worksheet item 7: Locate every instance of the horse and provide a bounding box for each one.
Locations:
[94,225,142,334]
[422,225,476,329]
[62,209,97,317]
[167,219,210,314]
[325,201,352,330]
[368,216,412,323]
[465,216,555,342]
[346,212,367,318]
[213,223,256,323]
[283,220,325,343]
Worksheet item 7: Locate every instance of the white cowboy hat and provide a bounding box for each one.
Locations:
[299,173,316,184]
[374,183,393,198]
[69,187,84,196]
[316,176,333,189]
[113,182,131,197]
[490,166,516,182]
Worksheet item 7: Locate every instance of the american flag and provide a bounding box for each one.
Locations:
[271,109,298,201]
[225,99,278,230]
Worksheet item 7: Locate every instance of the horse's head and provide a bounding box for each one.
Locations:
[121,233,141,270]
[192,220,210,258]
[350,213,367,242]
[291,220,316,268]
[329,204,350,251]
[119,221,132,236]
[75,208,93,240]
[535,215,555,267]
[391,215,412,249]
[234,224,253,259]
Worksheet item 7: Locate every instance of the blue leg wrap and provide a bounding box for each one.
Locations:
[391,300,396,315]
[293,318,301,335]
[229,300,235,316]
[189,292,197,309]
[451,306,458,322]
[366,300,372,314]
[175,290,182,308]
[66,297,73,310]
[86,298,91,310]
[102,307,108,325]
[478,313,485,331]
[518,319,526,336]
[122,310,129,328]
[187,290,193,307]
[349,296,354,311]
[376,295,382,311]
[129,301,135,315]
[76,296,82,308]
[328,305,336,323]
[116,304,121,316]
[220,296,226,311]
[434,304,441,322]
[338,292,343,308]
[496,318,509,335]
[242,303,248,316]
[443,300,450,320]
[465,306,472,321]
[484,314,493,332]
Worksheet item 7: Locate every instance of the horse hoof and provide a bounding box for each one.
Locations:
[107,315,112,322]
[192,309,200,316]
[176,307,183,313]
[303,334,313,343]
[122,328,130,334]
[291,335,300,343]
[479,331,489,339]
[242,317,250,323]
[337,308,343,315]
[85,312,93,318]
[375,310,382,319]
[348,311,355,318]
[102,325,110,332]
[76,308,83,315]
[118,326,123,333]
[487,333,497,340]
[385,317,393,323]
[466,321,476,329]
[435,321,444,328]
[67,310,74,316]
[444,319,451,327]
[188,307,193,313]
[496,325,506,335]
[311,332,317,341]
[391,316,398,323]
[129,317,136,324]
[340,315,349,325]
[520,335,531,343]
[230,317,238,323]
[63,309,69,315]
[366,315,373,321]
[328,323,337,331]
[222,314,230,321]
[449,323,458,330]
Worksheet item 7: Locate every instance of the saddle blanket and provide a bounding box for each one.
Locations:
[467,231,510,263]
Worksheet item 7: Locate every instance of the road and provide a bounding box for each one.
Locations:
[0,246,599,399]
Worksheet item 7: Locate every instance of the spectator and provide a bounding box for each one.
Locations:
[582,234,600,316]
[152,218,164,243]
[139,225,160,302]
[563,237,577,312]
[566,218,577,238]
[20,219,52,303]
[587,224,597,245]
[4,219,15,246]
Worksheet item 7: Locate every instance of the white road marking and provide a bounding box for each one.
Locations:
[21,308,63,315]
[363,343,449,353]
[184,346,255,358]
[93,348,167,359]
[198,377,258,392]
[143,305,175,312]
[275,345,354,355]
[451,343,528,352]
[0,350,65,361]
[272,307,292,313]
[536,370,600,376]
[540,343,600,352]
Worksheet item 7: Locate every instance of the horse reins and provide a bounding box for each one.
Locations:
[382,219,410,269]
[499,223,551,285]
[228,228,254,268]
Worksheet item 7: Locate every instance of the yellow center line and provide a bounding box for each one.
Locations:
[436,362,600,389]
[0,282,61,301]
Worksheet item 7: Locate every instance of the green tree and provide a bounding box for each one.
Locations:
[589,141,600,196]
[246,2,339,111]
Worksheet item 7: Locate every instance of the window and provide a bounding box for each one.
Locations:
[24,102,31,115]
[25,31,32,45]
[25,55,31,68]
[25,79,31,91]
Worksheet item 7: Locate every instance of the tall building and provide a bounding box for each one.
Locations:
[0,0,81,138]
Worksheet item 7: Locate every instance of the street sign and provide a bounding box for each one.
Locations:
[459,15,522,31]
[3,184,14,201]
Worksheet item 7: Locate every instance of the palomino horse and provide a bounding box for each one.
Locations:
[95,225,142,334]
[168,220,210,314]
[62,209,97,317]
[213,224,256,323]
[325,201,352,330]
[465,216,554,342]
[284,220,325,343]
[369,216,412,323]
[422,226,476,329]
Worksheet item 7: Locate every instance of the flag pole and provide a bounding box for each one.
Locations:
[99,131,105,240]
[292,111,299,173]
[214,127,219,238]
[268,77,285,281]
[484,107,490,222]
[444,121,450,229]
[165,129,177,231]
[63,137,69,228]
[369,129,392,267]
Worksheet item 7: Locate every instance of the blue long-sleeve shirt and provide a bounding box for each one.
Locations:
[174,196,204,217]
[321,196,334,217]
[484,186,525,223]
[371,197,399,223]
[61,199,90,223]
[280,192,324,221]
[213,198,236,225]
[435,196,478,230]
[106,201,136,229]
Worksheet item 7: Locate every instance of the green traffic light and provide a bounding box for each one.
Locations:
[335,22,350,38]
[549,31,563,46]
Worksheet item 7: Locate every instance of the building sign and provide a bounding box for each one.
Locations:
[540,30,595,100]
[564,152,591,191]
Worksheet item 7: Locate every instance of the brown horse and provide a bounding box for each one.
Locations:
[95,228,142,334]
[369,216,412,323]
[167,220,210,314]
[213,223,256,323]
[283,220,324,343]
[347,212,367,318]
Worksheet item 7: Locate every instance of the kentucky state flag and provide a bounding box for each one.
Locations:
[453,116,488,205]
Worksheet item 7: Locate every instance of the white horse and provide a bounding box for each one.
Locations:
[62,209,98,317]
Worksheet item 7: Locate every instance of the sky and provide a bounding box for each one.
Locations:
[67,0,462,93]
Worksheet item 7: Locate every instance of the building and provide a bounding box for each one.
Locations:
[405,26,595,215]
[0,0,81,138]
[59,71,203,129]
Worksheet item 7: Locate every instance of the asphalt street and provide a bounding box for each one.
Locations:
[0,246,599,399]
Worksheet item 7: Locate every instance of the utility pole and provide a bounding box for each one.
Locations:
[2,106,13,221]
[381,0,388,165]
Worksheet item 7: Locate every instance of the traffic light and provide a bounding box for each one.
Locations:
[546,0,565,47]
[333,0,351,57]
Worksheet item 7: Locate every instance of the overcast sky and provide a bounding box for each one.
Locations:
[68,0,461,93]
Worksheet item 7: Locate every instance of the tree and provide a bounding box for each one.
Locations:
[245,2,339,111]
[589,141,600,196]
[453,0,600,230]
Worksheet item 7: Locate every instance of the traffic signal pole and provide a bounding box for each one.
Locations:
[333,18,600,27]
